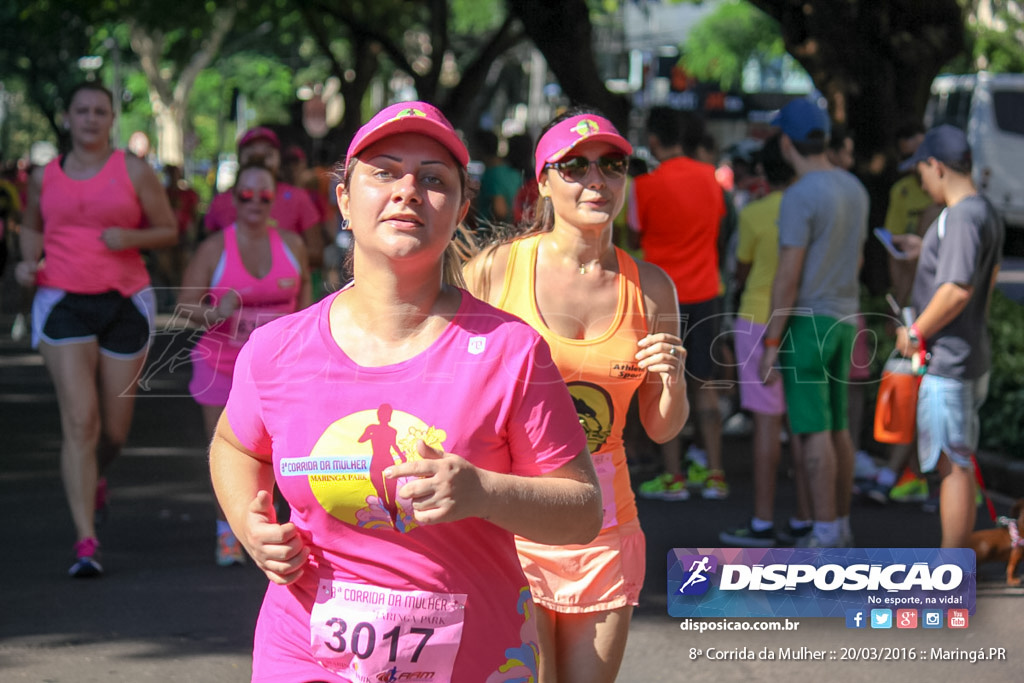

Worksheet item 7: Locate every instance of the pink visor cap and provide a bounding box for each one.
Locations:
[345,101,469,169]
[534,114,632,180]
[238,126,280,150]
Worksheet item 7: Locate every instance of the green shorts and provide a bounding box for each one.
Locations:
[778,315,855,434]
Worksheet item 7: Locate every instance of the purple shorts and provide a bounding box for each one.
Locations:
[733,316,786,416]
[188,345,233,406]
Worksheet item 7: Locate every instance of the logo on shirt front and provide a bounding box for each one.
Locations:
[567,382,613,454]
[467,336,486,355]
[609,361,643,380]
[283,405,446,533]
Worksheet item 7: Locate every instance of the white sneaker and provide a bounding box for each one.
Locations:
[796,531,842,548]
[722,411,753,437]
[11,313,27,342]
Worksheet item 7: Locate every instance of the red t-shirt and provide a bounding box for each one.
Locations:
[632,156,725,303]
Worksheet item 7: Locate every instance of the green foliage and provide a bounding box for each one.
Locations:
[980,289,1024,457]
[450,0,505,33]
[0,1,102,135]
[947,1,1024,73]
[972,24,1024,72]
[117,71,155,147]
[0,77,58,160]
[681,0,784,90]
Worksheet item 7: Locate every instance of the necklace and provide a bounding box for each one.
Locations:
[543,235,606,275]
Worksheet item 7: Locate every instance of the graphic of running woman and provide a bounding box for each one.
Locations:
[359,404,407,517]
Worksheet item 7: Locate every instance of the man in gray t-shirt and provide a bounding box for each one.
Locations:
[777,168,868,320]
[758,99,869,549]
[895,124,1005,549]
[909,196,1002,379]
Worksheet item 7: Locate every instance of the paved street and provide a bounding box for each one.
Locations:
[1,317,1021,682]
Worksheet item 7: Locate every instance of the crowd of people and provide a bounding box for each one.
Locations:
[1,83,1006,681]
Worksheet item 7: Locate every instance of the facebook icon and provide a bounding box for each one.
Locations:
[845,609,866,629]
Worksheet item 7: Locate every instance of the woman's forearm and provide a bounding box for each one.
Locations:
[209,418,276,534]
[19,228,44,263]
[476,462,602,545]
[639,381,689,444]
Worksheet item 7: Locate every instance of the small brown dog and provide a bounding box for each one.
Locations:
[968,499,1024,586]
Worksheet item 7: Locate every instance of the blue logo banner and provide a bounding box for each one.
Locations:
[668,548,975,618]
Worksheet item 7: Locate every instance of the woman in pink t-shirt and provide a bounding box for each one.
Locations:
[14,82,177,578]
[209,101,602,682]
[178,162,310,567]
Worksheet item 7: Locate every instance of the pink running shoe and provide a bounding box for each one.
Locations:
[69,537,103,578]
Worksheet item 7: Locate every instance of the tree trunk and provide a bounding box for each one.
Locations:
[128,8,236,166]
[438,16,526,131]
[505,0,629,129]
[749,0,966,294]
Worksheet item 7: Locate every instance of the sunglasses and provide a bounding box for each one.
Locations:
[237,189,275,204]
[547,155,628,182]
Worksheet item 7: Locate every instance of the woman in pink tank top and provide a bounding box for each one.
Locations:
[179,162,311,567]
[464,108,690,682]
[14,82,177,578]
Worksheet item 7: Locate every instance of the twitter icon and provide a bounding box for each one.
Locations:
[870,609,892,629]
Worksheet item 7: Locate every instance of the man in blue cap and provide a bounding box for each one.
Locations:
[892,124,1004,548]
[757,98,869,547]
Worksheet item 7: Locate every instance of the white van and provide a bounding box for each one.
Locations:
[926,72,1024,230]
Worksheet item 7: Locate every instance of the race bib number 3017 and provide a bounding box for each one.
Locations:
[310,579,467,683]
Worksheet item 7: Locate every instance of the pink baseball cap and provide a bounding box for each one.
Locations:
[238,126,280,150]
[345,101,469,169]
[534,114,632,180]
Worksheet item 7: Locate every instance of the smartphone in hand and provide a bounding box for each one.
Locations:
[873,227,908,260]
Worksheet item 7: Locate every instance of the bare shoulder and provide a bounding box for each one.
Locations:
[123,152,160,187]
[123,151,148,176]
[463,241,514,305]
[195,230,227,263]
[633,257,678,318]
[280,228,306,255]
[180,232,225,292]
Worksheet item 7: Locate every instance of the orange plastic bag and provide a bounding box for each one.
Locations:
[873,355,920,445]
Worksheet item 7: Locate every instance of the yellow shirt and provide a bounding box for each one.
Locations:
[735,191,783,324]
[884,175,932,235]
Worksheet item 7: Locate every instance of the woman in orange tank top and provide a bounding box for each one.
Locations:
[464,108,690,683]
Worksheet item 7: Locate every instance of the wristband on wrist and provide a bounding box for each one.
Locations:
[763,336,781,348]
[908,323,922,346]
